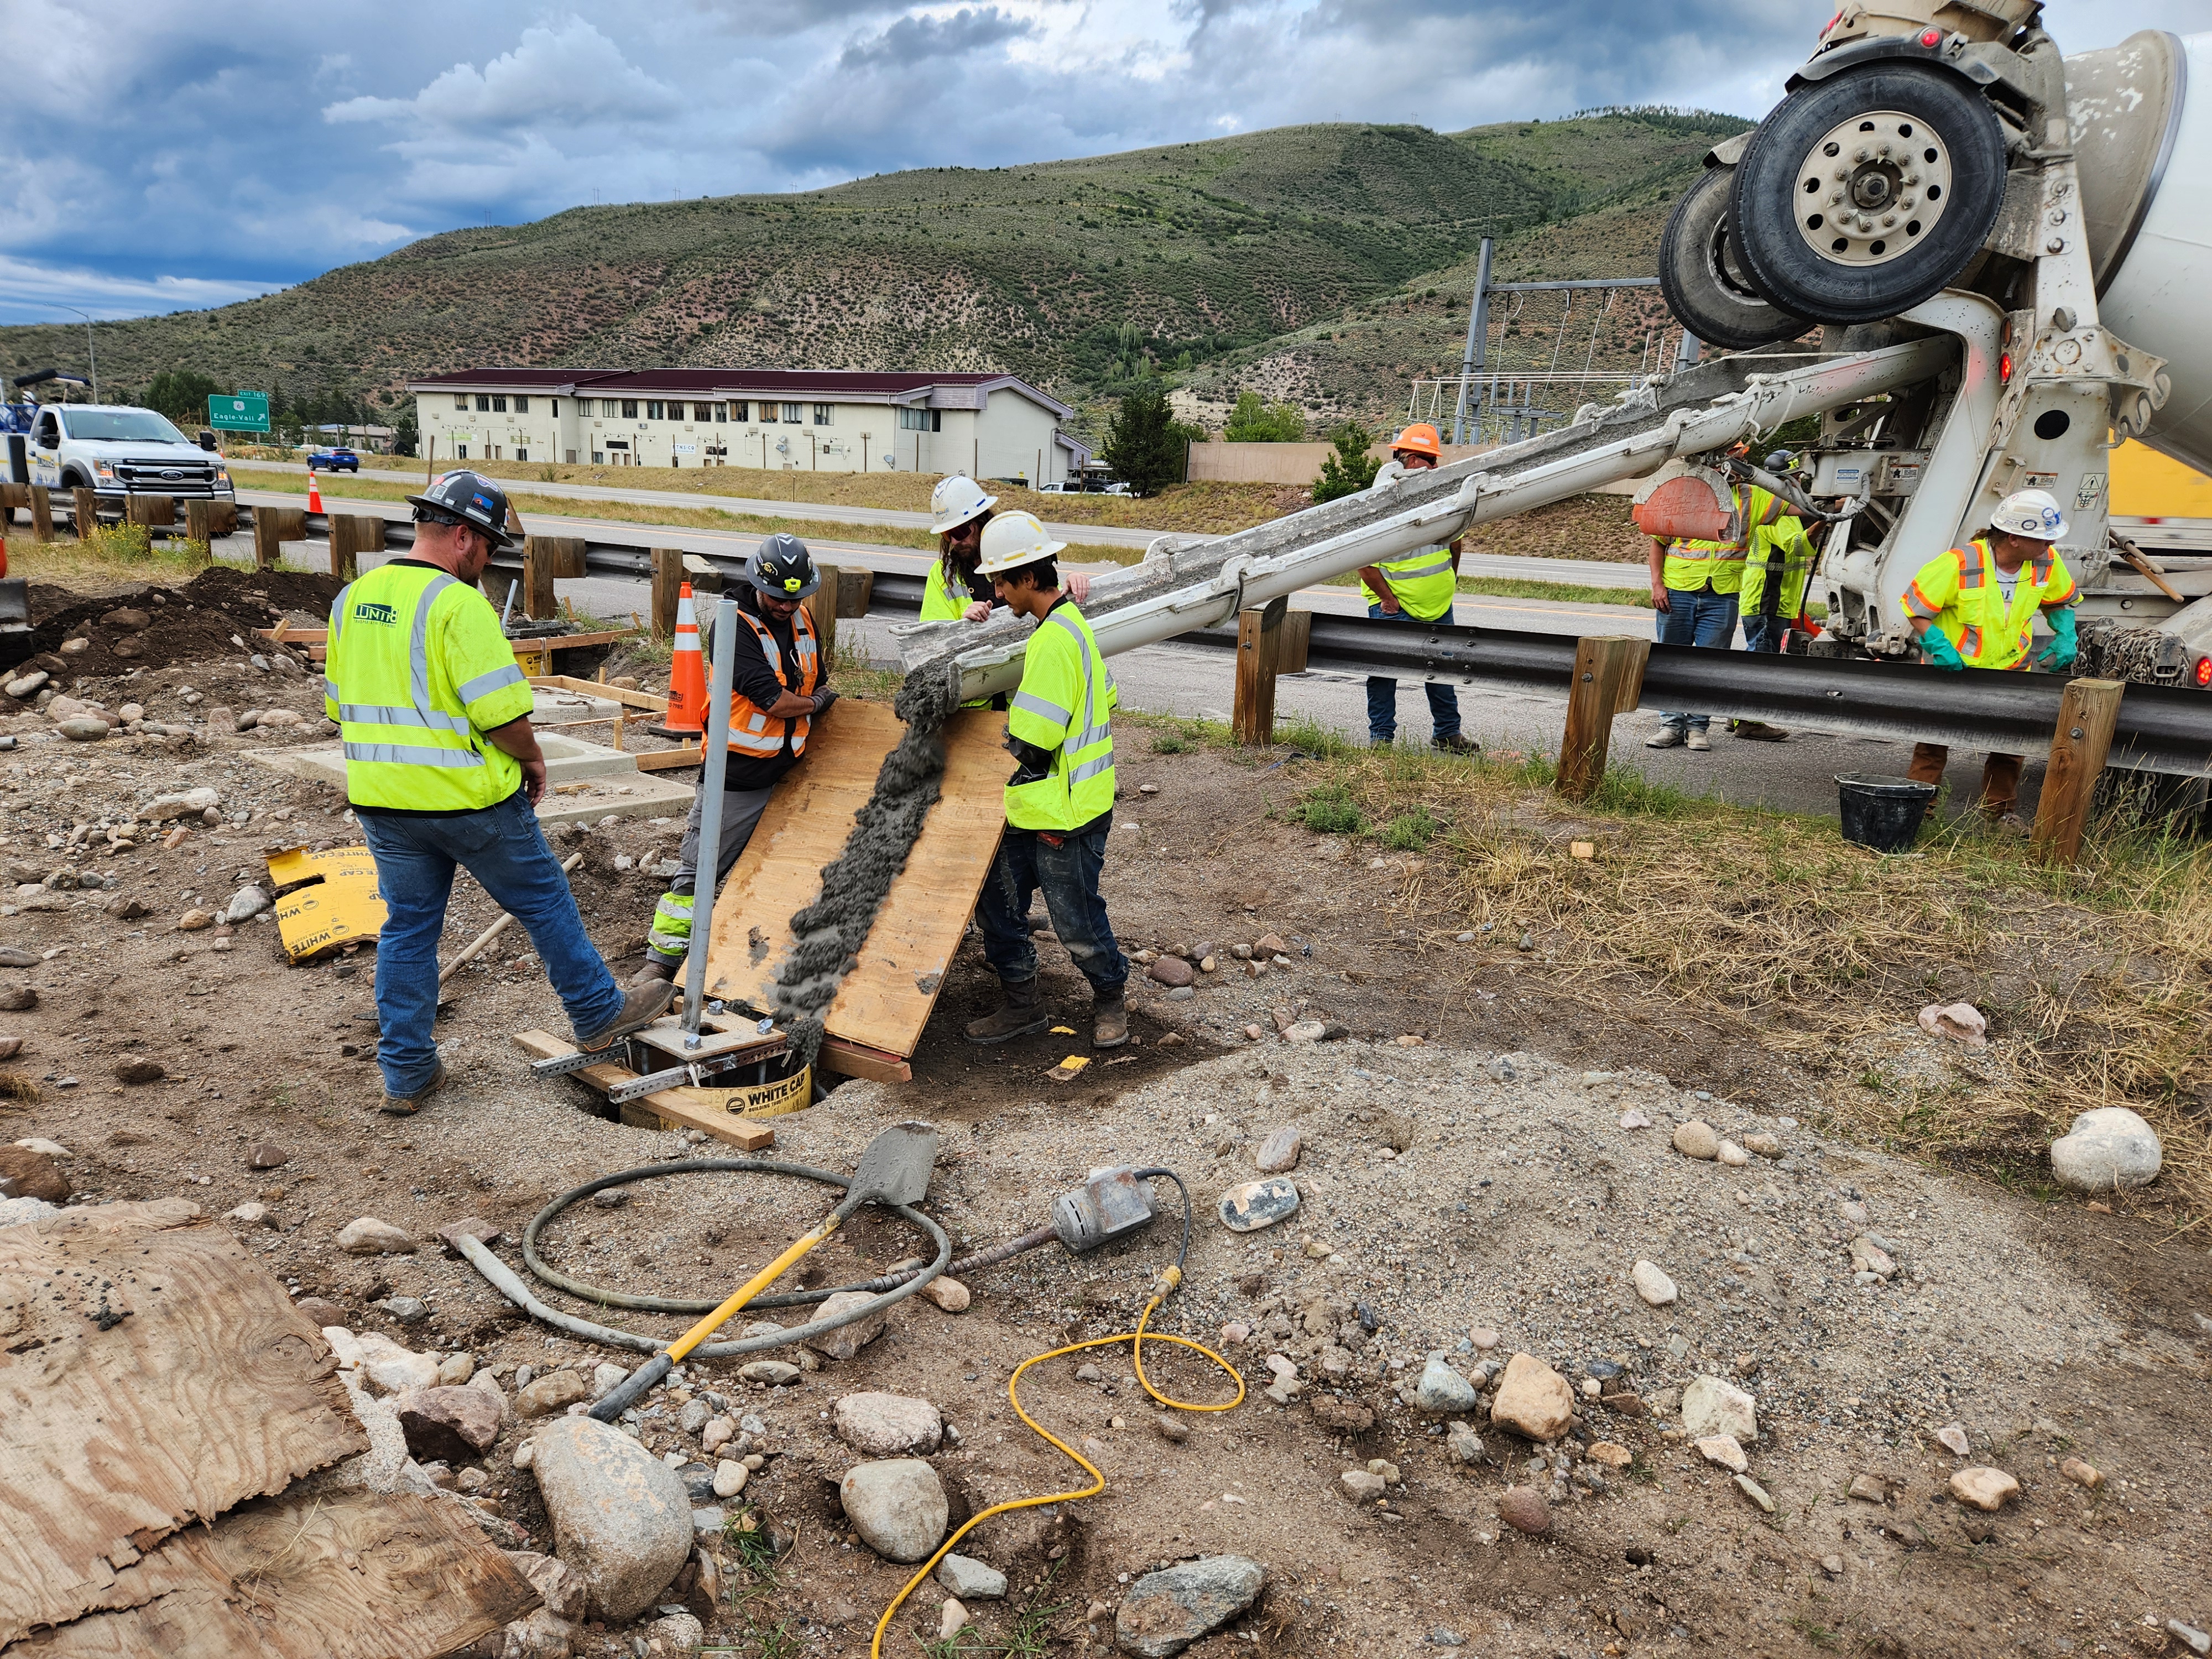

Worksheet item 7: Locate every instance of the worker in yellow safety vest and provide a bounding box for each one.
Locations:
[1729,450,1824,742]
[1646,444,1788,750]
[1357,422,1477,753]
[1901,488,2080,824]
[962,510,1131,1051]
[324,470,672,1112]
[638,534,836,982]
[925,473,1096,712]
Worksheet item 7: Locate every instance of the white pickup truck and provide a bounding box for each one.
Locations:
[22,404,234,506]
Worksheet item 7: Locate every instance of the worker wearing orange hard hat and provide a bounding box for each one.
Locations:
[1355,424,1477,754]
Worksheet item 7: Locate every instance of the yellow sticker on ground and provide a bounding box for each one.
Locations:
[1050,1025,1076,1035]
[1046,1054,1091,1082]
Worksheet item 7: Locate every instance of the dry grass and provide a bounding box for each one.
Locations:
[6,531,213,590]
[1267,732,2211,1217]
[0,1071,41,1108]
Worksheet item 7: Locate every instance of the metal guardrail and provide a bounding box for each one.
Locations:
[244,508,2212,778]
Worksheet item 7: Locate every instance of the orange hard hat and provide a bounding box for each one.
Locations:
[1392,422,1443,460]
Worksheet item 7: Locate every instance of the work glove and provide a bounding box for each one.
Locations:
[810,687,839,717]
[1005,733,1055,787]
[2034,608,2079,671]
[1918,629,1966,671]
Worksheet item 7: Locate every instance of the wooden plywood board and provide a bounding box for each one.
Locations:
[510,1029,784,1149]
[702,701,1008,1060]
[14,1488,538,1658]
[0,1200,368,1646]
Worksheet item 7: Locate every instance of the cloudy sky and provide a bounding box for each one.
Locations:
[2,0,2202,324]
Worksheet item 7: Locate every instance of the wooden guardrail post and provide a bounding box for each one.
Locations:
[1279,608,1312,675]
[1555,634,1652,800]
[0,482,24,529]
[127,495,175,533]
[32,486,56,542]
[520,536,560,620]
[184,498,213,545]
[1233,596,1287,746]
[804,562,841,669]
[70,487,97,539]
[2031,677,2124,866]
[650,548,684,641]
[253,507,305,571]
[330,514,384,580]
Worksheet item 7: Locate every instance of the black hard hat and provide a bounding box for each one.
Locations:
[405,469,514,548]
[1765,450,1796,471]
[747,532,819,599]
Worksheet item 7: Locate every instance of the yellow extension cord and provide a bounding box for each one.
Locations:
[870,1268,1246,1657]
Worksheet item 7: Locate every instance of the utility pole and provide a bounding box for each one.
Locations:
[61,307,98,403]
[1449,237,1493,447]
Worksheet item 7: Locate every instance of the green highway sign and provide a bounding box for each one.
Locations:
[209,392,270,432]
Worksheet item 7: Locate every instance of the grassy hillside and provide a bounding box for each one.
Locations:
[0,109,1746,434]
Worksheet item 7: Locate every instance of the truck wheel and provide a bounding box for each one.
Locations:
[1658,165,1814,350]
[1729,61,2006,324]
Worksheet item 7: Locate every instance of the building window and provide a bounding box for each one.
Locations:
[645,400,665,420]
[491,395,508,413]
[899,407,942,431]
[692,403,713,421]
[568,449,578,464]
[475,395,491,411]
[813,404,833,426]
[516,448,528,462]
[760,404,778,423]
[712,403,727,423]
[780,402,802,423]
[621,400,638,418]
[456,444,469,458]
[514,395,530,414]
[550,399,558,417]
[453,395,468,410]
[729,400,749,420]
[591,450,604,463]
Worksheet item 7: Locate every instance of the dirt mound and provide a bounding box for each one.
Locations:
[24,568,342,682]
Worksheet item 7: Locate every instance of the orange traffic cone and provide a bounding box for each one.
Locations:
[306,468,324,515]
[652,583,707,738]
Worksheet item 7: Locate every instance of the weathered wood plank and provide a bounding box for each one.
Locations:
[702,700,1006,1059]
[509,1029,782,1149]
[0,1200,367,1646]
[14,1488,538,1658]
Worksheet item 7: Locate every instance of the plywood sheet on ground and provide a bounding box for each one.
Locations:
[11,1488,538,1657]
[703,701,1007,1058]
[0,1199,367,1647]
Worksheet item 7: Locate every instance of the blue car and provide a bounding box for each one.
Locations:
[307,447,360,473]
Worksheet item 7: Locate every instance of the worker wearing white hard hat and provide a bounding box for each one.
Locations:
[963,510,1131,1051]
[1898,487,2081,825]
[925,475,1001,623]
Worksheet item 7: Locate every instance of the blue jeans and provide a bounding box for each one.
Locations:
[1654,587,1739,732]
[1742,608,1788,655]
[358,791,625,1096]
[1365,603,1462,743]
[974,818,1128,998]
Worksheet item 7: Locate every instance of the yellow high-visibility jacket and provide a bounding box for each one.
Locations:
[1004,599,1117,832]
[1902,539,2078,669]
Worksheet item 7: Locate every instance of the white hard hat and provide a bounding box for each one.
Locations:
[1990,488,2068,541]
[930,473,998,534]
[975,510,1065,576]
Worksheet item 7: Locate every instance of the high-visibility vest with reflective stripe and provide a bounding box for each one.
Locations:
[920,557,978,622]
[1005,601,1118,832]
[1358,545,1457,620]
[725,604,821,758]
[323,563,534,811]
[1739,514,1818,618]
[1659,483,1787,594]
[1901,538,2078,669]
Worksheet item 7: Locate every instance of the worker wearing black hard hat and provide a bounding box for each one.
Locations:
[326,469,673,1114]
[636,533,840,984]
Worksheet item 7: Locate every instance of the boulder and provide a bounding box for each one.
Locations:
[394,1385,502,1463]
[332,1330,440,1395]
[802,1290,889,1361]
[1339,1469,1385,1502]
[55,717,109,743]
[833,1392,944,1457]
[839,1459,948,1563]
[0,1145,71,1203]
[530,1416,694,1620]
[1488,1353,1574,1442]
[1114,1556,1265,1658]
[1681,1375,1758,1443]
[2048,1107,2162,1192]
[112,1058,165,1085]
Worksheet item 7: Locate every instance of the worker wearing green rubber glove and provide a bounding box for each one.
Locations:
[1897,488,2080,827]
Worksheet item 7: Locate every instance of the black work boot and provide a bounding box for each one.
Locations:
[1092,993,1130,1050]
[965,976,1049,1045]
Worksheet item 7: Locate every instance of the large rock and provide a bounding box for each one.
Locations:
[833,1391,943,1457]
[803,1290,889,1361]
[140,787,220,823]
[530,1416,695,1620]
[838,1459,948,1563]
[1114,1556,1265,1657]
[1681,1375,1759,1443]
[335,1215,418,1255]
[327,1328,440,1395]
[394,1385,502,1463]
[517,1370,593,1419]
[0,1145,72,1203]
[1488,1353,1573,1442]
[936,1553,1008,1601]
[2048,1108,2162,1192]
[1412,1355,1478,1413]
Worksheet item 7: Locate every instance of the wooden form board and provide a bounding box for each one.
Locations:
[702,700,1008,1061]
[0,1199,368,1647]
[14,1489,538,1658]
[511,1028,785,1149]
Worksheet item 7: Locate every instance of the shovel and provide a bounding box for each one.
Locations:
[588,1120,939,1422]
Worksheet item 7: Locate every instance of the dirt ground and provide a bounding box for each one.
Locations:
[2,571,2208,1659]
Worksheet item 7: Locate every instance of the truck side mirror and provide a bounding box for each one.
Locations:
[197,431,217,451]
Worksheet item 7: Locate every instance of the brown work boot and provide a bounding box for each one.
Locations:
[629,955,679,987]
[1093,993,1130,1050]
[380,1061,447,1117]
[576,978,677,1053]
[965,976,1048,1045]
[1735,720,1790,742]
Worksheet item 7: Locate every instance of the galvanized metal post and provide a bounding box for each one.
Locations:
[682,594,739,1042]
[1450,237,1494,447]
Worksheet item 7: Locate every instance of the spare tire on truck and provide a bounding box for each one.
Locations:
[1658,163,1815,349]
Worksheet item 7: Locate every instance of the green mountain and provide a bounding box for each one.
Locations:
[0,109,1749,431]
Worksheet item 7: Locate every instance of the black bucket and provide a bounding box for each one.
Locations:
[1835,773,1937,853]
